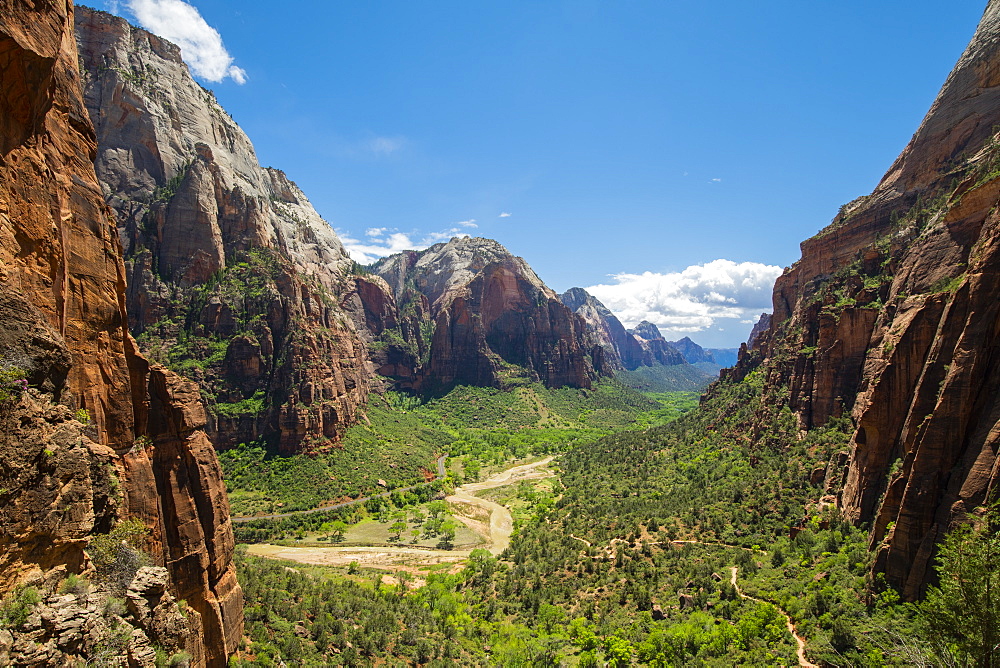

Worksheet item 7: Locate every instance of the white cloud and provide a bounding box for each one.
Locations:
[584,259,782,339]
[456,219,478,228]
[369,136,405,156]
[710,178,722,183]
[499,212,512,218]
[422,227,470,244]
[124,0,247,84]
[338,226,472,264]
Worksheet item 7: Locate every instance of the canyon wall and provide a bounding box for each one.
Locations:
[733,0,1000,599]
[0,2,241,664]
[374,237,609,391]
[75,6,380,454]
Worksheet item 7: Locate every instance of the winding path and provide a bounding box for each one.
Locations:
[729,566,817,668]
[446,456,555,555]
[231,455,447,524]
[247,457,555,568]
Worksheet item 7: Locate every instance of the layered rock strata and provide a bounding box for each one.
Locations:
[0,2,242,664]
[629,321,687,367]
[374,238,609,391]
[75,6,378,453]
[729,0,1000,599]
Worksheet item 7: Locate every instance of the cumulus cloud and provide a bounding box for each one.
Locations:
[456,219,478,228]
[124,0,247,84]
[338,226,472,264]
[499,212,512,218]
[584,259,782,339]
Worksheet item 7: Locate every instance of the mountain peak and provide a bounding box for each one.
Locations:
[631,321,664,341]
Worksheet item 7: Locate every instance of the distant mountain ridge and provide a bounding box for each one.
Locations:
[560,289,718,391]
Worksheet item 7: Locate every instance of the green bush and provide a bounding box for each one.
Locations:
[0,586,40,628]
[0,365,28,404]
[87,519,150,593]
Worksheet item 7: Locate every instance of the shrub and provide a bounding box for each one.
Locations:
[87,518,150,593]
[58,573,91,596]
[0,365,28,404]
[0,586,40,628]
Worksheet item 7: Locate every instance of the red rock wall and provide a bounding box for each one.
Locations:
[425,261,601,390]
[734,0,1000,599]
[0,3,242,663]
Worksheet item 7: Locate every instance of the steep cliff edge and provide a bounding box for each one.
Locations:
[0,2,241,664]
[729,0,1000,599]
[372,237,609,391]
[560,287,645,370]
[75,6,380,454]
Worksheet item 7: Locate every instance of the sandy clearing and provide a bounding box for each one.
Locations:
[247,457,555,571]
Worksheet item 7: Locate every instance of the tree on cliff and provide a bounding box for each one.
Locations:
[920,507,1000,667]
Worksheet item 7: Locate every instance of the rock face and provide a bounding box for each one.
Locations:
[373,238,609,391]
[731,0,1000,599]
[0,2,241,664]
[629,321,687,367]
[75,7,378,453]
[1,565,191,667]
[668,337,715,365]
[561,287,646,370]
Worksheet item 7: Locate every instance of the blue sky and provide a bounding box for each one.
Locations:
[102,1,986,346]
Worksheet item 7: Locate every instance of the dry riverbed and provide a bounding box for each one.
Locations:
[246,457,555,573]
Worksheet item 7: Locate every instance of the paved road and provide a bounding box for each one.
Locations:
[231,454,447,524]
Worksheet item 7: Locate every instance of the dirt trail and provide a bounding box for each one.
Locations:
[247,457,555,569]
[446,456,554,555]
[730,566,817,668]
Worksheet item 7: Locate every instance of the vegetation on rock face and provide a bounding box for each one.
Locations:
[87,518,150,594]
[0,364,28,404]
[919,506,1000,667]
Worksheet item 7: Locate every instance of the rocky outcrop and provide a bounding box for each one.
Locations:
[560,287,645,370]
[75,6,378,453]
[374,238,608,391]
[1,566,190,667]
[123,364,243,664]
[0,3,241,664]
[731,0,1000,599]
[629,321,686,367]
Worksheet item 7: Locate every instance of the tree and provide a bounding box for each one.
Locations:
[427,500,448,519]
[389,521,407,541]
[920,507,1000,667]
[438,521,457,548]
[330,520,348,542]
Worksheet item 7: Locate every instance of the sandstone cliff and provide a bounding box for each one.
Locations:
[729,0,1000,599]
[668,336,715,365]
[629,321,687,367]
[561,287,641,370]
[75,6,380,453]
[0,2,241,664]
[374,237,609,391]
